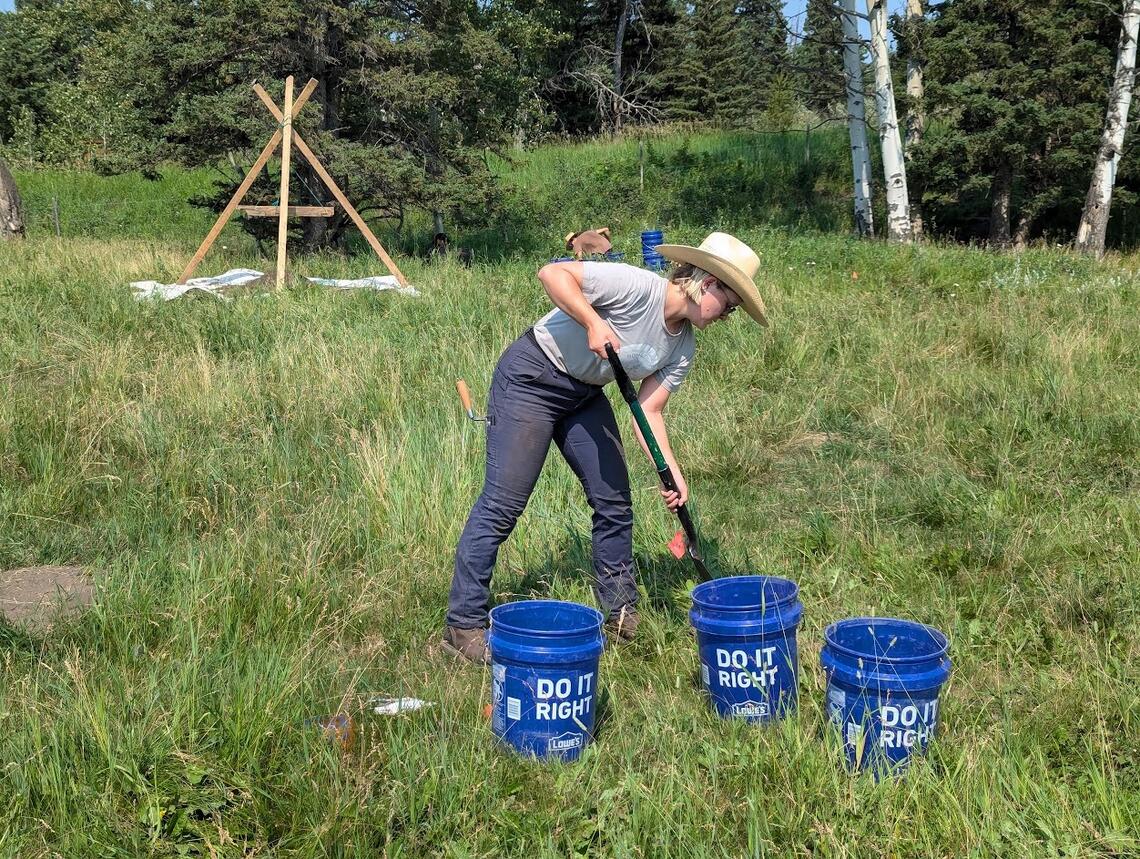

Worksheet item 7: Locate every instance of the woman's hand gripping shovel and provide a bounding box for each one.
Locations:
[605,344,713,582]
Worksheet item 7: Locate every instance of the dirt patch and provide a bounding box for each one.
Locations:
[0,565,94,630]
[781,431,842,453]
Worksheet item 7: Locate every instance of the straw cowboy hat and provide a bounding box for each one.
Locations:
[655,232,768,326]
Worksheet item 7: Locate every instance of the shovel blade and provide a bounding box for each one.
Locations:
[668,529,687,560]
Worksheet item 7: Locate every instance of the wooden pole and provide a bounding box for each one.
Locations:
[179,130,281,283]
[639,139,644,193]
[275,76,294,290]
[51,196,60,237]
[292,135,408,287]
[253,82,407,286]
[179,79,317,284]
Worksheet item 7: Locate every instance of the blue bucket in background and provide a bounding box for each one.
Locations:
[690,576,803,723]
[820,617,951,775]
[487,600,605,762]
[641,229,667,271]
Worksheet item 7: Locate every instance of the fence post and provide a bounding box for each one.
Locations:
[639,139,645,193]
[51,196,61,237]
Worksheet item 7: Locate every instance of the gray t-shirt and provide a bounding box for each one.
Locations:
[533,262,695,391]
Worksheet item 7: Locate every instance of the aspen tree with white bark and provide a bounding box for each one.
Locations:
[839,0,874,237]
[867,0,912,242]
[904,0,925,149]
[904,0,925,237]
[1076,0,1140,257]
[0,155,25,240]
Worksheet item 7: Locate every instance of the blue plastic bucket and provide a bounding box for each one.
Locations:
[690,576,803,723]
[641,229,667,271]
[820,617,951,775]
[487,600,605,762]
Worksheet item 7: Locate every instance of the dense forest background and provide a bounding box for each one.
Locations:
[1,0,1138,249]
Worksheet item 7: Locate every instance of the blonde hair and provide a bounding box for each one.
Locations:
[669,263,713,303]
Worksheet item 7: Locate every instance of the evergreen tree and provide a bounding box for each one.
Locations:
[96,0,536,245]
[0,0,138,162]
[545,0,637,134]
[485,0,575,145]
[656,4,707,121]
[738,0,795,123]
[625,0,685,124]
[793,0,846,114]
[763,72,800,130]
[662,0,753,124]
[916,0,1113,245]
[739,0,793,91]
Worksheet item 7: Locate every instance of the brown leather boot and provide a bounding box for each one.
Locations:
[441,626,490,665]
[604,606,639,643]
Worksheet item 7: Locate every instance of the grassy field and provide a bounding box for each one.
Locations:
[2,138,1140,856]
[12,126,855,261]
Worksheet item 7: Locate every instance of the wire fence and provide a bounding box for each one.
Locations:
[17,192,221,242]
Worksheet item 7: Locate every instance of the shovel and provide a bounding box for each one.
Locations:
[605,343,713,582]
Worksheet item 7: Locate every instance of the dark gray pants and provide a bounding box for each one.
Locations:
[447,330,637,629]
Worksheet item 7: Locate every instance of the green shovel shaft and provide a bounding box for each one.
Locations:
[605,344,704,562]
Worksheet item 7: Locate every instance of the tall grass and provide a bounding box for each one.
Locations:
[1,137,1139,856]
[13,168,224,243]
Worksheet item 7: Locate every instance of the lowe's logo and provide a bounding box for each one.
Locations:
[732,701,770,718]
[547,732,583,753]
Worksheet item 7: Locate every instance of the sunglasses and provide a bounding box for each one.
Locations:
[715,283,741,318]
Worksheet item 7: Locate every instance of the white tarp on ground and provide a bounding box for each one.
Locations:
[130,268,419,301]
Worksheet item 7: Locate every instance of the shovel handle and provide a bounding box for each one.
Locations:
[605,344,706,571]
[456,379,473,414]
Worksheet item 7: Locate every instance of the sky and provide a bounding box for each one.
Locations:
[785,2,811,29]
[784,2,907,42]
[0,1,13,12]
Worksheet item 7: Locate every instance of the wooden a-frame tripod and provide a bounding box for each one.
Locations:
[178,76,407,288]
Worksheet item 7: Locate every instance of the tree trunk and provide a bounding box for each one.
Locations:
[904,0,925,238]
[302,11,341,251]
[1013,210,1034,251]
[839,0,875,237]
[867,0,913,242]
[1076,0,1140,257]
[613,0,632,133]
[989,161,1013,246]
[0,156,26,240]
[904,0,926,150]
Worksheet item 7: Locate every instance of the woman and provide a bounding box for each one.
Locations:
[443,232,768,664]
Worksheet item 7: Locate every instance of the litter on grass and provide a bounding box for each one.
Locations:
[130,268,420,301]
[370,697,434,716]
[306,275,418,295]
[309,713,356,752]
